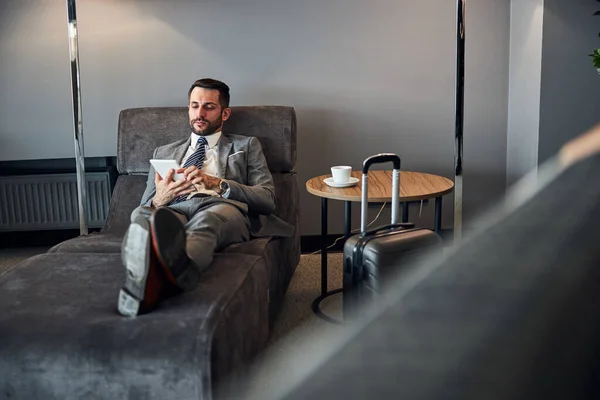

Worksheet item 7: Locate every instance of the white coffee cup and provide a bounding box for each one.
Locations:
[331,166,352,183]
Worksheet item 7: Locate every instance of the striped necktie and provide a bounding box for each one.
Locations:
[170,136,208,205]
[182,136,208,169]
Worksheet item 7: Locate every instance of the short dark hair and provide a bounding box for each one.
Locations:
[188,78,230,108]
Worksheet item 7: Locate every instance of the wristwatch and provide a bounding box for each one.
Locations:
[219,179,230,196]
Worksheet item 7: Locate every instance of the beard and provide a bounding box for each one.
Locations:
[190,116,223,136]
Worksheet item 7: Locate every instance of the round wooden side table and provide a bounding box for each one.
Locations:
[305,170,454,324]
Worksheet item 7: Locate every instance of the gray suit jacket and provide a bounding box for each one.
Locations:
[139,133,294,238]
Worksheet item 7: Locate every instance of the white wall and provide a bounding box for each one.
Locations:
[506,0,544,186]
[462,0,511,224]
[0,1,74,160]
[1,0,512,235]
[538,0,600,163]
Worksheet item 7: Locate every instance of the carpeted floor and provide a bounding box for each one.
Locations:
[266,252,344,345]
[0,248,345,345]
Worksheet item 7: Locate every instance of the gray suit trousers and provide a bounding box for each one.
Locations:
[130,199,251,288]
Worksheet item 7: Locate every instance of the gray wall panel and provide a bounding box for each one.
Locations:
[506,0,544,187]
[462,0,511,224]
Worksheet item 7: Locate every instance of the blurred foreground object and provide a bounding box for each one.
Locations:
[229,124,600,400]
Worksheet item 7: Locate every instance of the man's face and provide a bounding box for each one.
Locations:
[188,87,231,136]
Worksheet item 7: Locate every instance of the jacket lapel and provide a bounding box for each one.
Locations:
[217,134,233,178]
[174,138,190,166]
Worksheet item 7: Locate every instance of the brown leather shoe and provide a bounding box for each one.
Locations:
[149,207,192,288]
[118,215,166,316]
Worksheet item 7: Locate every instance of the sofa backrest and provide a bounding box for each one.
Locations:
[117,106,297,175]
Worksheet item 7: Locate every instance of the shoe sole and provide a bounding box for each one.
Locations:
[118,289,141,317]
[150,208,188,285]
[118,216,151,316]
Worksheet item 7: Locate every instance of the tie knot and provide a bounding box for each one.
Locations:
[196,136,208,148]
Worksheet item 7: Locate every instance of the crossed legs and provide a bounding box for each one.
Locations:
[118,202,250,316]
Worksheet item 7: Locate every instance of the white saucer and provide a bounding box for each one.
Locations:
[324,177,359,188]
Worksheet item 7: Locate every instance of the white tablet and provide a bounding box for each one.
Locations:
[149,159,184,181]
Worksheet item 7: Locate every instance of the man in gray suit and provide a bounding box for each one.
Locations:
[118,78,292,317]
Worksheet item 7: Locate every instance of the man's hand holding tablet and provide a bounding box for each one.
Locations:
[149,159,184,181]
[149,159,193,207]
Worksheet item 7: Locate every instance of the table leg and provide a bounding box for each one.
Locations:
[321,197,328,295]
[345,201,352,238]
[402,202,409,223]
[434,196,442,233]
[311,197,344,325]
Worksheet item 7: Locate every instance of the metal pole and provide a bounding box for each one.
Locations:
[66,0,88,235]
[454,0,466,243]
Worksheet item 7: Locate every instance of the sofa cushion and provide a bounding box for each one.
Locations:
[271,173,300,297]
[48,232,123,254]
[101,175,149,235]
[118,106,296,175]
[0,252,269,399]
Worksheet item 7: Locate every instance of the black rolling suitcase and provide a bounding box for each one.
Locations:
[343,154,443,319]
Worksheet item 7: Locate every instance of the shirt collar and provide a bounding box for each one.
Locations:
[190,131,221,149]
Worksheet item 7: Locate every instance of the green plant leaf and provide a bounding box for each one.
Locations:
[592,48,600,68]
[590,47,600,70]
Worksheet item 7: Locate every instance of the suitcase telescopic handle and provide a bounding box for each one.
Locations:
[362,154,401,173]
[361,153,401,233]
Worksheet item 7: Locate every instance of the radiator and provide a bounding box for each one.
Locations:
[0,172,112,231]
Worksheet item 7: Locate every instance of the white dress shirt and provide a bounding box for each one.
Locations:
[182,131,221,176]
[181,131,230,198]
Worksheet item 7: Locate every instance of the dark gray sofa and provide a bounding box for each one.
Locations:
[0,106,300,399]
